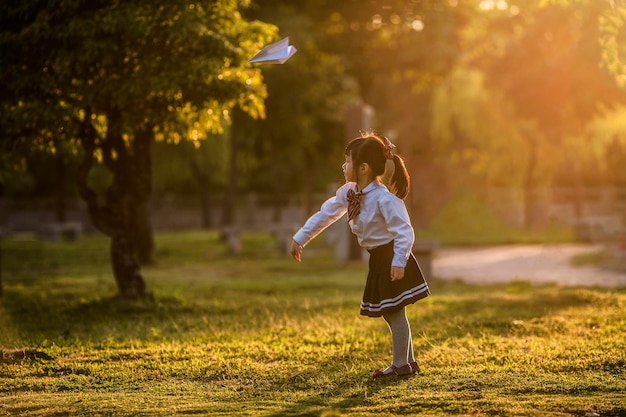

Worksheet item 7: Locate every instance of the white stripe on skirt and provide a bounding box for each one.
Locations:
[360,282,429,313]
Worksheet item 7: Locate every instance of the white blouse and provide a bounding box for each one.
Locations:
[293,180,415,268]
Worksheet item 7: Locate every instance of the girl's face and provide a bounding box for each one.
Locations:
[342,154,355,182]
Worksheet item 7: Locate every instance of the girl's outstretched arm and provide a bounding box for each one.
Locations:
[291,240,303,262]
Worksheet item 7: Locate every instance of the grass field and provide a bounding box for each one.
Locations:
[0,231,625,416]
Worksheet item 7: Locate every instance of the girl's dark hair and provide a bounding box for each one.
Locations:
[345,134,410,199]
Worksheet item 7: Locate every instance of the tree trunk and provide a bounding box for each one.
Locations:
[219,109,243,255]
[400,89,435,229]
[110,233,146,298]
[133,201,154,265]
[222,109,239,227]
[54,152,67,223]
[523,138,538,229]
[76,109,151,298]
[102,188,147,298]
[186,144,214,229]
[271,139,283,224]
[0,233,3,299]
[200,191,212,229]
[132,126,155,265]
[571,165,584,220]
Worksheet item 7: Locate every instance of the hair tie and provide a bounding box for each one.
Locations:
[383,136,396,160]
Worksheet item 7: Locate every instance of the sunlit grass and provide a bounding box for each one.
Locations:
[0,231,624,416]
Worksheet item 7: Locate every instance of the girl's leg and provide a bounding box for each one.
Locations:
[382,307,414,369]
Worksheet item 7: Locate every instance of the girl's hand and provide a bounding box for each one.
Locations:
[291,240,303,262]
[390,266,405,281]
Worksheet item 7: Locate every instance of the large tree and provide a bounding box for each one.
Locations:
[0,0,276,297]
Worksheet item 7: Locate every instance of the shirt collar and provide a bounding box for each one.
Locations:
[360,180,381,194]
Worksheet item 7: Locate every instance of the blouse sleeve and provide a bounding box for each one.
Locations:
[292,183,351,247]
[379,194,415,268]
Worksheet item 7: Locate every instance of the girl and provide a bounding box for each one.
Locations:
[290,133,430,379]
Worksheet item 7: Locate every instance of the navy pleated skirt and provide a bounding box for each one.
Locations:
[360,241,430,317]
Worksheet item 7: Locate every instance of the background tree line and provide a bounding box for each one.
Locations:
[2,0,626,298]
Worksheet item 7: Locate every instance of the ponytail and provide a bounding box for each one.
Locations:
[388,153,410,200]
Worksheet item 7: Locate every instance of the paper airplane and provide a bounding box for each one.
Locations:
[248,37,297,64]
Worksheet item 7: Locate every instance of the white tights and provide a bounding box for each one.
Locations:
[382,307,415,368]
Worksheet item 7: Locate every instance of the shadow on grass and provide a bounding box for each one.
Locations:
[0,289,196,343]
[268,381,420,417]
[2,275,618,344]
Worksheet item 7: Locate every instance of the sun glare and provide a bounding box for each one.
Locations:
[412,19,424,31]
[479,0,509,11]
[372,14,382,29]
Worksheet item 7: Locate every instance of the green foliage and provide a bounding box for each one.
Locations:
[421,191,507,246]
[241,2,359,194]
[0,0,276,135]
[0,154,31,195]
[0,0,278,195]
[430,68,530,188]
[586,105,626,185]
[599,5,626,87]
[550,0,626,87]
[0,232,624,415]
[299,0,461,98]
[418,190,575,245]
[152,135,229,196]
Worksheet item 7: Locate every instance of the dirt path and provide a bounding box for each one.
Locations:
[432,244,626,287]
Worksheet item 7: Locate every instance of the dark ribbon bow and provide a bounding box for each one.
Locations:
[347,188,363,222]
